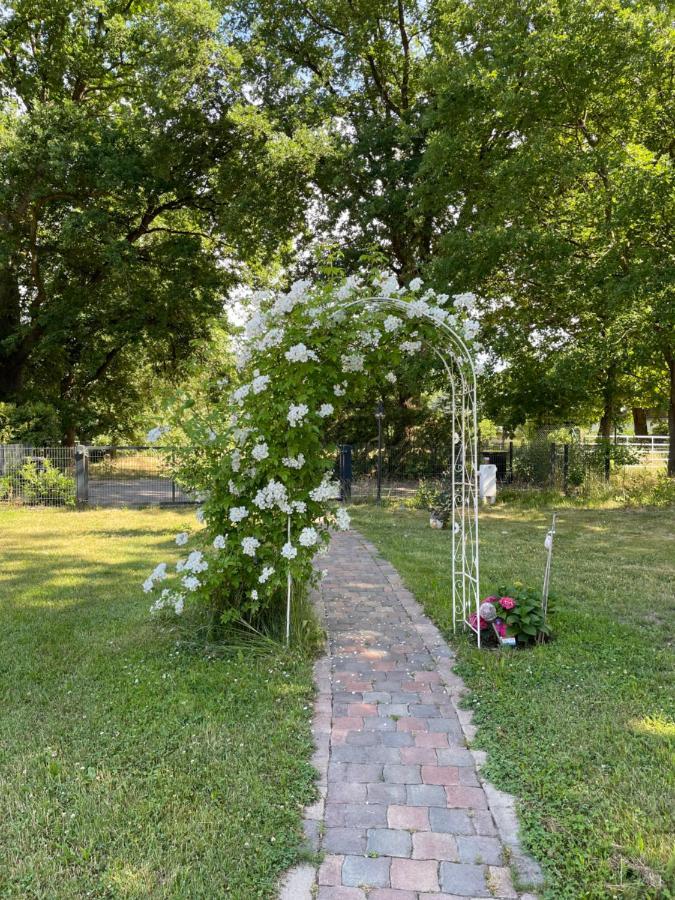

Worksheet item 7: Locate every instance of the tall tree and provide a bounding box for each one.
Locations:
[0,0,315,442]
[227,0,439,280]
[423,0,674,469]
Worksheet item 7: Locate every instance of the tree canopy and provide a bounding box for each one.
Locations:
[0,0,318,442]
[0,0,672,469]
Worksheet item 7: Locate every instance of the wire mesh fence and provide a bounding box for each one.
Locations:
[0,445,76,506]
[337,432,669,502]
[0,445,193,507]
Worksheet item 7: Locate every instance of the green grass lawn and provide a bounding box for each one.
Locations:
[0,507,316,899]
[351,503,675,900]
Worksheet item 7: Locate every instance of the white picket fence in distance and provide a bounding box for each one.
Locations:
[588,434,669,468]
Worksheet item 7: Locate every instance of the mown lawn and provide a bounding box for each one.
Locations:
[0,507,316,899]
[351,503,675,900]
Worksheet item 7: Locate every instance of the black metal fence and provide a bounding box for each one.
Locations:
[336,432,668,501]
[0,445,193,507]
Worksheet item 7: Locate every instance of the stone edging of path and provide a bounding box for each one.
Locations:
[279,534,544,899]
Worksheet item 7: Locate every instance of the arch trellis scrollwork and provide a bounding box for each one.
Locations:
[293,294,482,647]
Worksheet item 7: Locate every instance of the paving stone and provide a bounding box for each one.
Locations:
[341,803,388,828]
[428,807,474,835]
[421,765,460,785]
[327,782,368,803]
[317,887,366,900]
[381,732,414,748]
[412,831,459,861]
[390,858,440,892]
[278,864,315,900]
[383,764,421,784]
[400,747,438,765]
[406,784,447,807]
[471,810,498,836]
[323,828,367,854]
[318,855,344,886]
[341,855,391,888]
[414,732,448,749]
[439,862,490,897]
[366,782,406,804]
[367,828,413,858]
[456,835,504,865]
[487,865,518,898]
[387,804,430,831]
[368,890,416,900]
[444,785,488,809]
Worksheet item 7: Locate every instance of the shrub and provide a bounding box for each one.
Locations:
[2,459,75,507]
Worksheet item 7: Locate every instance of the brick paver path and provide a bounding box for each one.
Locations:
[308,531,536,900]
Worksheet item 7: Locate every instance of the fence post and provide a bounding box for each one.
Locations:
[563,443,569,494]
[604,443,611,481]
[338,444,352,501]
[75,444,89,505]
[549,442,557,487]
[508,440,513,483]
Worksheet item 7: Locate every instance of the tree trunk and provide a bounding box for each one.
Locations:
[632,407,648,435]
[598,405,613,441]
[0,264,25,399]
[667,353,675,478]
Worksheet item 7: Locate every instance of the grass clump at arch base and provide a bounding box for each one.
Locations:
[0,506,319,899]
[350,503,675,900]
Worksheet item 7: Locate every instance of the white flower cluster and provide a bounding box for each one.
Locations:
[252,442,269,461]
[318,403,333,418]
[400,340,422,354]
[150,588,185,615]
[213,534,227,549]
[281,542,297,560]
[384,315,402,332]
[142,562,168,593]
[229,506,249,523]
[309,478,341,502]
[253,479,289,511]
[298,527,319,547]
[333,383,346,396]
[341,352,364,372]
[454,292,477,311]
[288,403,309,427]
[259,565,275,583]
[232,384,250,406]
[282,453,305,469]
[251,373,270,394]
[335,506,351,530]
[175,532,188,546]
[385,371,397,384]
[375,272,400,297]
[241,537,260,556]
[285,343,319,363]
[177,550,208,574]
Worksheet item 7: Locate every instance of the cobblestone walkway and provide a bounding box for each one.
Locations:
[280,530,542,900]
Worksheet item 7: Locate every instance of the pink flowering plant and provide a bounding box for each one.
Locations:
[481,585,553,644]
[140,268,480,638]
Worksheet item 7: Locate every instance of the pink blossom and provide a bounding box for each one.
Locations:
[499,596,516,610]
[494,620,507,638]
[483,595,499,604]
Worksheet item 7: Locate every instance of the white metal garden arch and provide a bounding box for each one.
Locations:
[285,294,482,647]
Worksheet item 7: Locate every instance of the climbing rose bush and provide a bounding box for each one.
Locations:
[142,270,479,631]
